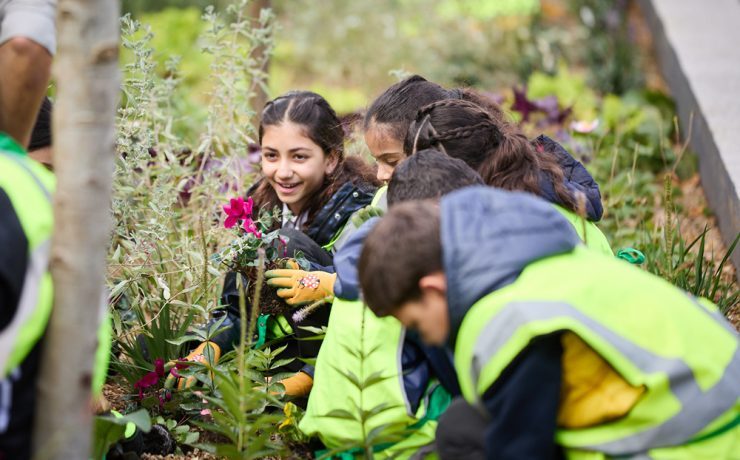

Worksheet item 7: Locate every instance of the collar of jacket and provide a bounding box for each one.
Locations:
[533,134,604,221]
[441,186,581,348]
[305,181,376,247]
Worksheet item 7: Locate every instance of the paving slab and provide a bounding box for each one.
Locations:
[639,0,740,276]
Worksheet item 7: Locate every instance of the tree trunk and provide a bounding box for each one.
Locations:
[250,0,271,112]
[33,0,119,457]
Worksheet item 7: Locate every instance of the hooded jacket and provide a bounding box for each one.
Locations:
[442,186,581,347]
[438,187,578,458]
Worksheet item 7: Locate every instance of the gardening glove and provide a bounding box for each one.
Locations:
[279,371,314,397]
[165,341,221,390]
[351,205,384,227]
[265,269,336,306]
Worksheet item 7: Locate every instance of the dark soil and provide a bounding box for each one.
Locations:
[103,378,136,412]
[239,260,294,317]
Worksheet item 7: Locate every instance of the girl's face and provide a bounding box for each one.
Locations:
[261,121,338,215]
[364,123,405,183]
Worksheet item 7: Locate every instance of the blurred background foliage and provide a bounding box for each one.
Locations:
[121,0,645,114]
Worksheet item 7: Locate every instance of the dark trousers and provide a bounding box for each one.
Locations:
[436,397,487,460]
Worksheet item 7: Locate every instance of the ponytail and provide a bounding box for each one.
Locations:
[476,125,540,195]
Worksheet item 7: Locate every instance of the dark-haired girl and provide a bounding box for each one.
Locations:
[251,91,379,246]
[363,75,503,183]
[171,91,379,397]
[405,98,611,254]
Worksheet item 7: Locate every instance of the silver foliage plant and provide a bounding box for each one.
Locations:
[111,1,275,363]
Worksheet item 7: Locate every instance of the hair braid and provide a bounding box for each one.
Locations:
[430,122,499,144]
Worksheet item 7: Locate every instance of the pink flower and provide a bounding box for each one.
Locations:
[169,361,189,379]
[244,196,254,216]
[243,218,262,238]
[223,197,257,230]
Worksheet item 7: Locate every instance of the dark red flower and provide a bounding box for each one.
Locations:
[134,371,160,399]
[154,358,165,378]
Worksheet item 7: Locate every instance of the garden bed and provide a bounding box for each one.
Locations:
[99,1,738,458]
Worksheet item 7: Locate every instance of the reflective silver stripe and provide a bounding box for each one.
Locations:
[0,239,51,375]
[0,368,21,433]
[470,301,740,455]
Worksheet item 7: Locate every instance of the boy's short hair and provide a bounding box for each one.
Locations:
[387,148,485,206]
[359,200,442,316]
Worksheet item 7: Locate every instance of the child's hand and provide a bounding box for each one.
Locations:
[265,269,336,306]
[351,205,384,227]
[164,341,221,390]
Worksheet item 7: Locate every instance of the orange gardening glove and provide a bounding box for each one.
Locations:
[164,341,221,390]
[279,372,314,397]
[265,268,336,306]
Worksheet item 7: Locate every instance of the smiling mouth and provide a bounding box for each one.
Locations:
[278,182,301,189]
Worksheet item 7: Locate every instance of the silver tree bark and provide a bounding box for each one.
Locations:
[33,0,119,457]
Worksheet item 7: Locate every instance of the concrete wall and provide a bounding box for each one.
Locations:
[638,0,740,274]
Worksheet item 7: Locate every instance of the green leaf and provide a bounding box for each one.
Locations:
[166,334,204,346]
[366,422,405,445]
[363,402,402,421]
[184,431,200,444]
[297,325,327,335]
[359,371,394,390]
[109,279,129,301]
[270,358,297,369]
[331,366,362,390]
[91,409,152,460]
[320,408,358,421]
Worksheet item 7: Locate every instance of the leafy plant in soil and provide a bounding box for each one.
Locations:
[215,196,310,318]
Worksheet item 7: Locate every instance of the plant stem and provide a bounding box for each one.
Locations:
[247,249,266,345]
[199,215,209,311]
[359,304,373,460]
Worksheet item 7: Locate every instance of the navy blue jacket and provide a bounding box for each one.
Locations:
[534,135,603,221]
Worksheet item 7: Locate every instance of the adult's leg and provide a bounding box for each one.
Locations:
[436,397,487,460]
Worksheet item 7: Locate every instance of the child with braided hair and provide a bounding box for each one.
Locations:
[362,74,503,183]
[404,98,612,254]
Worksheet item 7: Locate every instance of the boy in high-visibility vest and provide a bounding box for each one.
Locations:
[358,186,740,459]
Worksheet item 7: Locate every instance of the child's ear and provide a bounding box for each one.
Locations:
[326,152,340,175]
[419,272,446,296]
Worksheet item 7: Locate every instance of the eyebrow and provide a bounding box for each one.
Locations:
[262,146,311,153]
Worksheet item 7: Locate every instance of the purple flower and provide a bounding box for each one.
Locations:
[511,86,538,122]
[248,143,262,163]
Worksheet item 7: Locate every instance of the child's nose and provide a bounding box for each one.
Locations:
[377,164,393,183]
[276,160,293,179]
